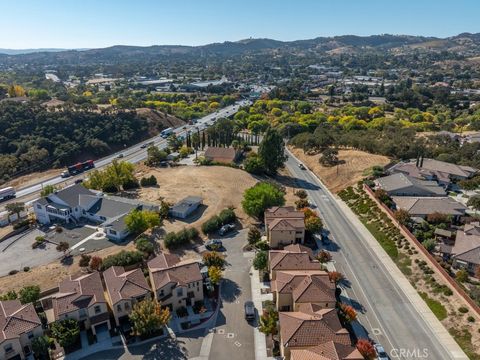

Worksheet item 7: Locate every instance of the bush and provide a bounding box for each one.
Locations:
[122,178,140,190]
[135,237,154,256]
[202,252,226,268]
[13,219,30,230]
[140,175,158,187]
[467,316,475,323]
[9,270,18,275]
[101,251,144,270]
[242,182,285,219]
[458,307,469,314]
[23,266,30,272]
[164,228,199,249]
[79,254,91,268]
[202,208,236,235]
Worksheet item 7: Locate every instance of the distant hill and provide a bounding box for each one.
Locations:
[1,33,480,65]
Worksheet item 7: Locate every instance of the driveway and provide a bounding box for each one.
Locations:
[209,228,255,360]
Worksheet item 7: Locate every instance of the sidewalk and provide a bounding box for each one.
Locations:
[250,265,274,360]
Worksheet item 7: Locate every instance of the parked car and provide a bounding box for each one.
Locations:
[374,344,389,360]
[74,179,83,184]
[205,239,223,250]
[299,163,306,170]
[219,223,235,236]
[244,301,255,321]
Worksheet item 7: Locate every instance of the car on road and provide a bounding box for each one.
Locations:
[74,179,83,184]
[205,239,223,250]
[244,301,255,321]
[140,143,148,149]
[299,163,306,170]
[61,171,70,178]
[117,153,124,158]
[183,126,187,130]
[219,223,235,236]
[374,344,389,360]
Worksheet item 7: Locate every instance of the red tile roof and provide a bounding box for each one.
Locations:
[290,341,363,360]
[269,251,322,273]
[0,300,41,342]
[103,266,151,305]
[148,254,203,291]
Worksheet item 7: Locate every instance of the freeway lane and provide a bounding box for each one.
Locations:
[5,100,249,205]
[285,150,461,360]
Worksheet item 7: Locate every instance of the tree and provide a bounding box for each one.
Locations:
[339,303,357,323]
[242,182,285,219]
[295,190,308,199]
[208,266,223,285]
[456,269,469,283]
[50,319,80,348]
[319,148,340,167]
[0,290,17,301]
[259,306,278,335]
[19,285,41,304]
[328,271,345,286]
[203,252,225,268]
[303,209,323,234]
[56,241,70,256]
[426,212,450,224]
[79,254,91,268]
[468,195,480,211]
[159,200,171,220]
[295,198,309,210]
[8,84,25,97]
[125,209,161,234]
[394,209,410,226]
[248,226,262,245]
[258,128,286,175]
[167,134,183,151]
[129,299,171,337]
[253,250,268,271]
[40,185,56,197]
[374,189,391,205]
[32,335,52,360]
[356,339,376,360]
[135,237,154,256]
[243,154,265,175]
[89,256,103,271]
[422,238,436,252]
[5,202,25,218]
[316,250,332,264]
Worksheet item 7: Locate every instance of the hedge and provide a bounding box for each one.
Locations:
[101,250,143,270]
[201,208,236,235]
[164,228,199,249]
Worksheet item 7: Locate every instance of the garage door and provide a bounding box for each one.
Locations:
[94,322,110,341]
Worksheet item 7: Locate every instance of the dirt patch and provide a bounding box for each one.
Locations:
[136,165,258,233]
[288,147,391,193]
[136,108,186,135]
[1,169,61,189]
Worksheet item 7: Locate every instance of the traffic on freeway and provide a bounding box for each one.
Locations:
[2,100,250,207]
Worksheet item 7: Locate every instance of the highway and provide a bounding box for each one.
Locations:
[285,149,461,360]
[3,100,249,206]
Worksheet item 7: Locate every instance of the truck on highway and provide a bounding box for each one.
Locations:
[64,159,95,176]
[160,127,173,138]
[0,187,16,201]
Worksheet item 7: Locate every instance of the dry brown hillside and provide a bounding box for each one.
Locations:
[136,108,186,135]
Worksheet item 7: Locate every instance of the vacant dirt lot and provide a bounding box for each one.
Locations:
[136,165,258,232]
[288,147,391,193]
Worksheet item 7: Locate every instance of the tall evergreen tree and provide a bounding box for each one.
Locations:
[258,128,286,175]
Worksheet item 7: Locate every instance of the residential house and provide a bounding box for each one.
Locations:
[169,196,203,219]
[271,270,335,311]
[148,253,204,311]
[103,266,151,327]
[41,272,111,336]
[0,300,43,360]
[269,244,322,281]
[265,207,306,248]
[204,147,240,164]
[279,303,352,359]
[290,342,363,360]
[374,173,446,197]
[392,196,468,221]
[389,158,478,188]
[33,184,158,241]
[441,222,480,277]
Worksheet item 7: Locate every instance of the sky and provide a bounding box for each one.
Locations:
[1,0,479,49]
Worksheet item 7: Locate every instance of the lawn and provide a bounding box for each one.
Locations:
[419,292,447,321]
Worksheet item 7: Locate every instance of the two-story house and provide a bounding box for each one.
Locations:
[103,266,151,327]
[0,300,43,360]
[268,244,322,281]
[148,253,204,311]
[41,272,111,336]
[265,207,305,248]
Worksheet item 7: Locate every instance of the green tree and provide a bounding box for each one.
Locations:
[242,182,285,219]
[243,154,265,174]
[79,254,91,268]
[295,190,308,199]
[5,202,25,218]
[40,185,56,197]
[0,290,17,301]
[56,241,70,256]
[50,319,80,348]
[394,209,411,226]
[146,146,167,166]
[248,226,262,245]
[253,250,268,271]
[167,134,183,151]
[129,299,171,337]
[19,285,40,304]
[319,148,340,167]
[258,128,286,175]
[125,209,161,234]
[456,269,469,283]
[135,237,154,256]
[32,335,52,360]
[305,215,323,234]
[203,252,225,268]
[259,305,278,335]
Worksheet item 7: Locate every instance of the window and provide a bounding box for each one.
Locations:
[4,343,12,353]
[177,288,183,297]
[36,204,42,210]
[159,290,164,297]
[109,229,117,235]
[27,331,34,339]
[117,304,122,312]
[79,308,86,318]
[94,305,101,314]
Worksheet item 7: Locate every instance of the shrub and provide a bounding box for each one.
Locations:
[202,208,236,235]
[79,254,91,268]
[164,228,199,249]
[13,219,30,230]
[101,251,143,270]
[135,237,154,256]
[203,252,225,269]
[140,175,158,187]
[9,270,18,275]
[89,256,103,271]
[458,307,469,314]
[122,178,140,190]
[242,182,285,219]
[467,316,475,323]
[23,266,30,272]
[247,226,261,245]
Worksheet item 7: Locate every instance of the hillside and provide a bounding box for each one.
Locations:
[135,108,186,135]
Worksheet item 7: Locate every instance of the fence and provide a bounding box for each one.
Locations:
[363,184,480,317]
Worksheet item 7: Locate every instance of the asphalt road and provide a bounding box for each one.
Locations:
[209,228,256,360]
[285,151,455,360]
[3,100,250,207]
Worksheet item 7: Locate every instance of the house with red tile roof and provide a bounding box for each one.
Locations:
[269,245,322,281]
[265,207,306,248]
[103,266,151,327]
[0,300,43,360]
[40,272,111,336]
[204,146,240,164]
[272,270,335,312]
[290,341,363,360]
[279,304,353,359]
[148,253,204,311]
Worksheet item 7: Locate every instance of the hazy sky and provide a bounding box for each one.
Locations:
[2,0,479,49]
